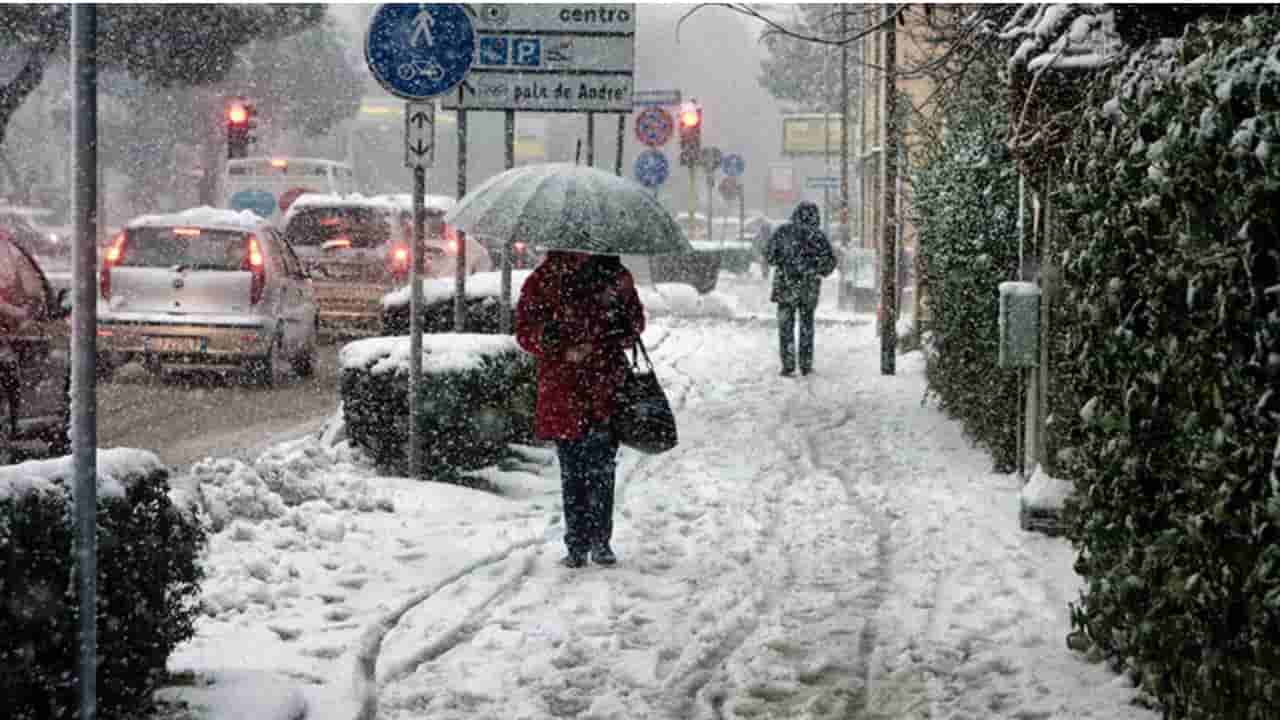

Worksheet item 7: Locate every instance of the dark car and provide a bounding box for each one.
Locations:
[0,231,72,463]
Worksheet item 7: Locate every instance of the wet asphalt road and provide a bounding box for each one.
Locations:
[96,338,345,470]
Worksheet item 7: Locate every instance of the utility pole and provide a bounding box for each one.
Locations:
[880,3,898,376]
[838,5,852,309]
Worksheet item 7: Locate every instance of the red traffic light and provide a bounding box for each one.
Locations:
[679,107,700,128]
[227,104,248,125]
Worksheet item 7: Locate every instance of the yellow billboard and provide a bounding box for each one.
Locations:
[782,114,844,156]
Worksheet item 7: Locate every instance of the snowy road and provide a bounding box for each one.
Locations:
[164,275,1155,720]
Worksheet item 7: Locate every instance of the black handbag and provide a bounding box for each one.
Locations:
[613,339,678,454]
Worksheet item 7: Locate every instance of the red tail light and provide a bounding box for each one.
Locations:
[100,232,126,300]
[243,234,266,304]
[387,244,410,282]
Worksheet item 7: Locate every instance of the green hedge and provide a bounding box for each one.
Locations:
[912,68,1022,471]
[0,455,206,719]
[1051,14,1280,718]
[381,295,505,336]
[340,336,538,481]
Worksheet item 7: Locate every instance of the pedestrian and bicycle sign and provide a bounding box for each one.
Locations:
[634,107,673,147]
[634,149,669,188]
[366,3,476,101]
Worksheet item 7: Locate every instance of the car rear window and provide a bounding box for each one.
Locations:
[284,207,391,250]
[121,227,250,271]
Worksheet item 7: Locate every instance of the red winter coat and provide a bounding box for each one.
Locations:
[515,252,646,441]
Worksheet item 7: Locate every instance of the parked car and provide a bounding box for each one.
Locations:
[96,207,318,385]
[0,230,71,463]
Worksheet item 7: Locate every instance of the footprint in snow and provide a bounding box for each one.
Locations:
[317,592,345,605]
[337,576,368,590]
[267,624,303,642]
[324,607,353,622]
[301,645,344,660]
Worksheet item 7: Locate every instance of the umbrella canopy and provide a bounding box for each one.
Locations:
[443,163,691,256]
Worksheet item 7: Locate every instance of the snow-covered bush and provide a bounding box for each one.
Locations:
[912,62,1022,471]
[380,270,534,336]
[0,451,205,719]
[339,334,537,481]
[1052,13,1280,718]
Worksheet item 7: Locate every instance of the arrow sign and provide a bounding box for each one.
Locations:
[404,101,436,168]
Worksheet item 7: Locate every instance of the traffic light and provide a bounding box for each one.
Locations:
[678,100,702,167]
[226,97,256,159]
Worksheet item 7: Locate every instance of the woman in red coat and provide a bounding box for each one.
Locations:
[515,250,646,568]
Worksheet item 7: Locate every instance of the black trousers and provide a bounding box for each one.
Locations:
[777,302,817,373]
[556,427,619,556]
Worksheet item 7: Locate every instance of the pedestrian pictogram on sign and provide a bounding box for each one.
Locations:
[634,107,673,147]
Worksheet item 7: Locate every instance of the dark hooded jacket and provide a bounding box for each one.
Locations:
[765,202,836,306]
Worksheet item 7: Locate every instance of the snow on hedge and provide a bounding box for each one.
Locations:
[999,3,1123,72]
[0,448,166,502]
[126,206,265,233]
[374,193,457,215]
[339,333,522,376]
[382,269,534,310]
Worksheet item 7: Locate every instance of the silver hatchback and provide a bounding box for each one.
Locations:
[96,208,318,385]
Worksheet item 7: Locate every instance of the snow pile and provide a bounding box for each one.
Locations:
[180,437,390,534]
[127,206,266,232]
[339,333,521,375]
[1021,463,1076,511]
[382,269,534,309]
[0,448,166,502]
[640,283,738,319]
[374,193,457,215]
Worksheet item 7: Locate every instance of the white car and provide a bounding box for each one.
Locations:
[96,207,318,385]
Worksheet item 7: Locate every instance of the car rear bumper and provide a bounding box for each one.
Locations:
[96,317,272,368]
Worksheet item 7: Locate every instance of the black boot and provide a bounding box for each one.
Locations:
[560,552,588,568]
[591,544,617,566]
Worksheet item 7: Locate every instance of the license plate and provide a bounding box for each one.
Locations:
[146,336,200,353]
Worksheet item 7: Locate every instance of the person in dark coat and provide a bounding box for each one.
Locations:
[765,201,836,376]
[515,250,646,568]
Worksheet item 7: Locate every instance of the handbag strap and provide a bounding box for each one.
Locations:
[630,337,654,372]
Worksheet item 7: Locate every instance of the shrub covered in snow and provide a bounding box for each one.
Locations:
[339,334,537,480]
[1051,14,1280,718]
[381,270,533,336]
[0,451,205,719]
[911,60,1022,471]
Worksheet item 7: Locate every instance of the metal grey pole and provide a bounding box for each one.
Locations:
[455,110,467,332]
[615,114,625,176]
[881,3,898,376]
[586,112,595,167]
[706,170,715,246]
[409,163,424,478]
[838,6,851,309]
[500,110,514,334]
[70,6,98,719]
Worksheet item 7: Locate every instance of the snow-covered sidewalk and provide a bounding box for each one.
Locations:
[162,274,1157,720]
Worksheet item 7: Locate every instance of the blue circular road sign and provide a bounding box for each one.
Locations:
[634,149,670,188]
[721,153,745,177]
[366,4,475,100]
[229,190,276,218]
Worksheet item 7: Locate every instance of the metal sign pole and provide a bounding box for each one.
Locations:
[455,109,468,332]
[409,164,425,478]
[615,114,625,176]
[500,110,514,334]
[707,171,715,246]
[70,6,99,719]
[586,112,595,167]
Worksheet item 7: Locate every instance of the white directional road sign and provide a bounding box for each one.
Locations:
[442,4,636,112]
[405,102,436,168]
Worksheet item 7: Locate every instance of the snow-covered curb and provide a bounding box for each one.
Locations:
[1021,463,1076,512]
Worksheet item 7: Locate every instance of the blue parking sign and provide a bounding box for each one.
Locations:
[512,38,541,67]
